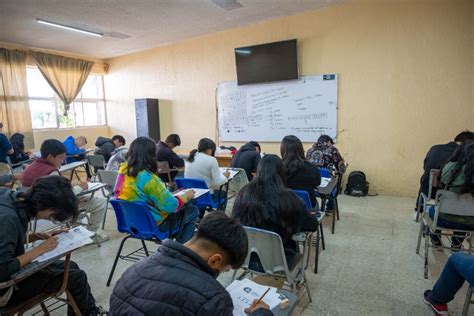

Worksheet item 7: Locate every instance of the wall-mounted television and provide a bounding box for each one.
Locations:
[234,39,298,85]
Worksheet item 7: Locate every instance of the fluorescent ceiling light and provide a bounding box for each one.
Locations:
[37,18,103,37]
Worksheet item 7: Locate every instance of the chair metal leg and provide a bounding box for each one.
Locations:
[416,220,424,254]
[65,289,81,315]
[424,227,429,279]
[320,197,326,212]
[304,278,313,303]
[331,199,336,234]
[335,197,340,221]
[107,235,131,286]
[320,222,325,250]
[462,287,472,316]
[415,195,423,222]
[141,240,149,257]
[40,302,49,315]
[101,196,110,230]
[314,225,320,274]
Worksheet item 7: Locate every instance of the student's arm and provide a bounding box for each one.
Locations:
[210,157,228,187]
[196,293,234,316]
[167,151,185,168]
[312,165,321,187]
[64,137,85,155]
[143,174,188,214]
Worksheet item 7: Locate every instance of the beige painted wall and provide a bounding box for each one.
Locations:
[104,0,473,197]
[32,126,110,150]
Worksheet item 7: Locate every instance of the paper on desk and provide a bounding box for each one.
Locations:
[173,188,209,199]
[35,226,94,262]
[319,177,331,188]
[226,278,284,316]
[219,167,239,179]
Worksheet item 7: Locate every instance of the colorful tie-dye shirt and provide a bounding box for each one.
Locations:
[114,163,187,225]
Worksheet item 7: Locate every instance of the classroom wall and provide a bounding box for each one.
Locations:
[33,126,110,150]
[104,0,473,197]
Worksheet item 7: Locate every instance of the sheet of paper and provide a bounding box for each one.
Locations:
[226,278,284,316]
[35,226,95,262]
[219,167,239,179]
[173,188,210,199]
[319,177,331,188]
[87,182,105,190]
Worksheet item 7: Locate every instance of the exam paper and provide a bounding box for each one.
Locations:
[35,226,94,262]
[173,188,209,199]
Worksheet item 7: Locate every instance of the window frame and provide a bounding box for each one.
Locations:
[26,66,107,130]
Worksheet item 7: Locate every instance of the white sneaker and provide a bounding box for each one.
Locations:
[92,234,110,244]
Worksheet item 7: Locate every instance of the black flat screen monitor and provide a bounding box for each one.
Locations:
[235,39,298,85]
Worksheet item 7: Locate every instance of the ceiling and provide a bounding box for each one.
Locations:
[0,0,345,59]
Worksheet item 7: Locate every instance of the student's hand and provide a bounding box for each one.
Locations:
[223,171,230,178]
[30,232,51,242]
[79,182,88,190]
[49,228,69,236]
[244,300,270,314]
[35,236,59,254]
[185,189,195,200]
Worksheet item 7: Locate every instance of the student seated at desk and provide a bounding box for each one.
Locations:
[232,154,317,268]
[63,135,91,179]
[0,123,13,164]
[8,133,32,165]
[156,134,184,182]
[230,141,261,181]
[281,135,320,208]
[414,130,474,217]
[0,176,106,315]
[428,141,474,249]
[21,139,109,244]
[94,135,126,163]
[114,137,199,243]
[110,212,272,316]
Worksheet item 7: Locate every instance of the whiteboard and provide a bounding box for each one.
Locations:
[217,74,338,142]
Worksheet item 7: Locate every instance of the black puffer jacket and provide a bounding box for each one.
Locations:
[94,137,115,162]
[110,240,234,316]
[231,143,261,181]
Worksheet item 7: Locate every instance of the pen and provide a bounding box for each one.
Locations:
[252,287,270,308]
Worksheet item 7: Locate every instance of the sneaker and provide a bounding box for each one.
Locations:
[423,290,448,315]
[92,234,109,244]
[430,235,442,247]
[89,306,108,316]
[451,243,462,252]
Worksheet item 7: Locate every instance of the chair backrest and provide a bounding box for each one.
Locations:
[98,170,118,191]
[109,199,172,241]
[228,168,249,196]
[175,178,214,206]
[319,168,331,178]
[292,189,312,210]
[87,155,106,168]
[242,226,290,276]
[435,190,474,217]
[427,169,440,198]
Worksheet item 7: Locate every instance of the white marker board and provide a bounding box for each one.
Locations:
[217,74,338,142]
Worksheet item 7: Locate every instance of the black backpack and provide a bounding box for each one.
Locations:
[344,171,369,197]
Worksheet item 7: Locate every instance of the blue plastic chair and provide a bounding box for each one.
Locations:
[291,189,326,273]
[175,178,228,211]
[106,199,180,286]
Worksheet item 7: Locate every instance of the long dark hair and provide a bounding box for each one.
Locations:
[188,138,216,163]
[125,137,157,177]
[232,154,304,241]
[10,133,25,152]
[442,141,474,193]
[280,135,306,176]
[317,135,334,145]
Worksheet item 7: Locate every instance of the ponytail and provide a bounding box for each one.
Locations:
[188,149,198,163]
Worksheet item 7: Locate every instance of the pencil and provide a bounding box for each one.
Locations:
[252,287,270,307]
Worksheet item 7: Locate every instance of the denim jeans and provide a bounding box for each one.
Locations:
[430,252,474,304]
[175,204,199,243]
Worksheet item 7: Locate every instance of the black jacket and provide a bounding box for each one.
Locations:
[231,143,261,180]
[286,161,321,208]
[419,142,458,197]
[110,240,274,316]
[156,141,184,182]
[0,189,30,283]
[94,137,115,162]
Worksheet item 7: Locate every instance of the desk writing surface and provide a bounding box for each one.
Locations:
[59,161,87,173]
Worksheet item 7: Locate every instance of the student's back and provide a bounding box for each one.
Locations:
[231,142,261,181]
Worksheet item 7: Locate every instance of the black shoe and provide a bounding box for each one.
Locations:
[430,235,442,247]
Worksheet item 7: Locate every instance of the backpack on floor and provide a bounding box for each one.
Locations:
[344,171,369,197]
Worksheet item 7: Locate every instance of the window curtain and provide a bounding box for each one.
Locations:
[0,48,34,149]
[31,51,94,115]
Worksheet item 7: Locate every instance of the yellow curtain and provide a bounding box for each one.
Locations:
[0,48,34,149]
[31,51,94,115]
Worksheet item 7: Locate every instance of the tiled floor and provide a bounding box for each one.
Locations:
[28,195,472,315]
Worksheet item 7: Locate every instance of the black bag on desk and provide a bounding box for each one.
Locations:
[344,171,369,197]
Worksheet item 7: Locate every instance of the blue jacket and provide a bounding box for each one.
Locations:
[63,136,85,163]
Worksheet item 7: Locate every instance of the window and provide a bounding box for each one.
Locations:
[26,67,106,129]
